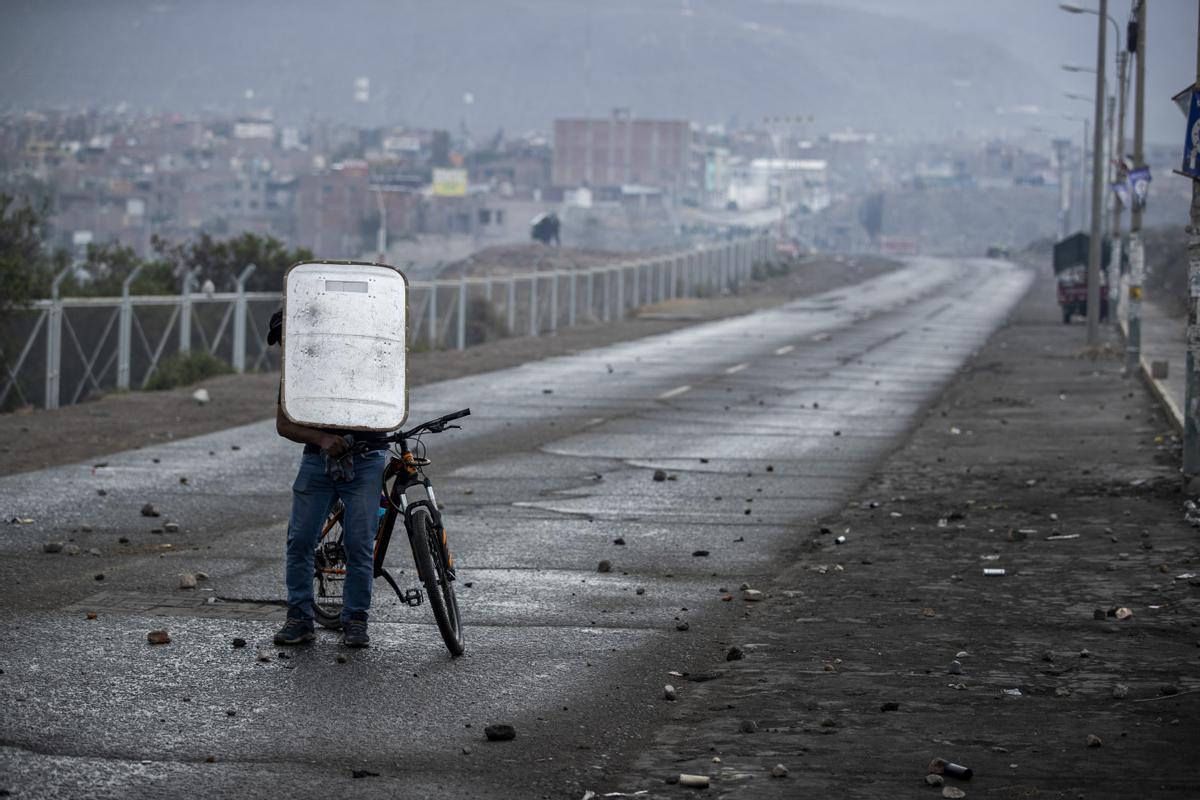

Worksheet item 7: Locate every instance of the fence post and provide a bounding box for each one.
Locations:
[117,264,143,390]
[587,269,595,321]
[179,268,199,354]
[568,269,577,327]
[603,269,611,322]
[529,274,539,337]
[671,255,679,300]
[616,266,625,320]
[456,274,467,350]
[632,262,640,311]
[233,263,255,373]
[44,267,71,410]
[507,277,516,334]
[428,281,438,348]
[549,271,559,333]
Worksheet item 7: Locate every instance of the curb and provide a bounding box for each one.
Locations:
[1118,318,1185,434]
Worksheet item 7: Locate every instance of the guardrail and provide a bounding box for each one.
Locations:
[1,235,774,411]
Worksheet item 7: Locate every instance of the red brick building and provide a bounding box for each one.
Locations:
[553,110,691,192]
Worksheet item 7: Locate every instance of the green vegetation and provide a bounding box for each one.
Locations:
[144,351,232,391]
[0,193,61,324]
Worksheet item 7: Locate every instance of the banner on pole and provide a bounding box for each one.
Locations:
[1111,180,1129,209]
[1129,166,1151,212]
[1182,87,1200,179]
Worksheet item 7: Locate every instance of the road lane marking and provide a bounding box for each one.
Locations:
[774,345,795,355]
[724,363,750,374]
[657,385,691,400]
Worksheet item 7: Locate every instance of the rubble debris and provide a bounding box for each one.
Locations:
[692,550,709,557]
[350,769,379,779]
[880,701,900,712]
[652,469,667,482]
[741,589,764,601]
[725,646,744,661]
[192,388,210,405]
[675,622,690,632]
[140,503,160,518]
[231,638,247,648]
[597,560,612,573]
[739,719,758,733]
[678,775,710,788]
[164,522,180,533]
[146,630,171,645]
[1112,684,1130,699]
[982,568,1006,576]
[948,660,963,675]
[1086,734,1103,748]
[770,764,789,778]
[942,788,966,799]
[925,774,945,787]
[612,537,625,545]
[179,573,197,589]
[42,542,63,554]
[664,685,677,701]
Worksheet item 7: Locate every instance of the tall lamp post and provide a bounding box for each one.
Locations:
[1060,2,1129,322]
[1058,0,1109,348]
[1062,113,1090,233]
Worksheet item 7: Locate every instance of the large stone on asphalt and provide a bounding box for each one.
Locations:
[146,630,171,645]
[484,724,516,741]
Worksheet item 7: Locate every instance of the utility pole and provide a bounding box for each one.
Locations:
[1126,0,1147,375]
[1085,0,1107,348]
[1110,48,1128,320]
[1183,3,1200,484]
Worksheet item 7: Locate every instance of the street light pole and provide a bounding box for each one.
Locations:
[1183,6,1200,485]
[1126,0,1147,375]
[1085,0,1107,348]
[1110,49,1128,320]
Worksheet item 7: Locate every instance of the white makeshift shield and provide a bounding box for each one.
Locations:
[281,261,407,431]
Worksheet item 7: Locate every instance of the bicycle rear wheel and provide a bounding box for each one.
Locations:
[312,504,347,630]
[410,506,464,656]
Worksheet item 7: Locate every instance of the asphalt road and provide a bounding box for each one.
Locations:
[0,256,1033,799]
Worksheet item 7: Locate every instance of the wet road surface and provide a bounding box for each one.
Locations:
[0,257,1033,799]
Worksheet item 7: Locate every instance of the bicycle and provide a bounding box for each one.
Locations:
[311,408,470,657]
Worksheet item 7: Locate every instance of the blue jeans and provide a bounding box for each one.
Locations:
[285,449,387,624]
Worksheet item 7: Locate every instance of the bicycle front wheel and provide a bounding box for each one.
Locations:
[312,505,346,630]
[410,506,464,656]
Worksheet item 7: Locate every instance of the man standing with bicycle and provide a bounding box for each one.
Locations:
[267,311,387,648]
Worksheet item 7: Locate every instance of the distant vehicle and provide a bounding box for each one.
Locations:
[1053,233,1110,325]
[986,245,1010,259]
[530,212,560,246]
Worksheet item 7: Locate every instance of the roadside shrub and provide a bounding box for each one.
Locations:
[144,351,232,391]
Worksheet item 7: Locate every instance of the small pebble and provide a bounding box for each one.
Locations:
[1112,684,1129,699]
[664,685,677,701]
[164,522,180,533]
[675,621,690,632]
[925,774,945,787]
[770,764,788,778]
[942,788,966,799]
[635,587,645,595]
[725,646,744,661]
[652,469,667,482]
[948,660,963,675]
[146,630,171,645]
[42,542,63,554]
[739,719,758,733]
[1086,734,1102,748]
[597,560,612,573]
[880,701,899,712]
[231,638,247,648]
[179,574,197,589]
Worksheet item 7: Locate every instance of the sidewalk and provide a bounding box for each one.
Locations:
[1125,295,1186,431]
[601,268,1199,798]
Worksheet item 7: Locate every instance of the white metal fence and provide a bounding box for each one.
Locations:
[1,236,772,411]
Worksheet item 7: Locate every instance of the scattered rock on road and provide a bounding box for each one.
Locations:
[664,684,677,701]
[192,388,210,405]
[726,646,744,661]
[1087,734,1103,748]
[742,588,764,601]
[146,630,171,645]
[942,788,966,799]
[678,775,710,788]
[484,724,517,741]
[739,719,758,733]
[770,764,789,778]
[948,660,963,675]
[652,469,667,482]
[42,542,63,553]
[140,503,160,518]
[692,549,709,557]
[179,573,197,589]
[597,560,612,573]
[231,638,246,648]
[925,774,945,787]
[1113,684,1130,699]
[350,769,379,779]
[164,522,180,533]
[880,701,900,712]
[676,621,690,632]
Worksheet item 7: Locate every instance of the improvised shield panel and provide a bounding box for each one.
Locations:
[1053,233,1111,274]
[281,261,407,432]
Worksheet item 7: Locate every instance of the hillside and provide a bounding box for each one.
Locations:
[3,0,1056,138]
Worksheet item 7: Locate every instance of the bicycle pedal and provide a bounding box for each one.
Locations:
[401,588,423,607]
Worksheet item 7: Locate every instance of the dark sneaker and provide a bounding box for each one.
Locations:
[273,617,315,646]
[342,619,369,648]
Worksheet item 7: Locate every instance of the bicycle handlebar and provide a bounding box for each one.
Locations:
[389,407,471,441]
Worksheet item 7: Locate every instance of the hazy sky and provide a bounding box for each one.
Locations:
[836,0,1194,145]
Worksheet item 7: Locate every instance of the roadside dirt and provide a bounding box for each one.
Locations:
[600,267,1200,798]
[0,255,898,478]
